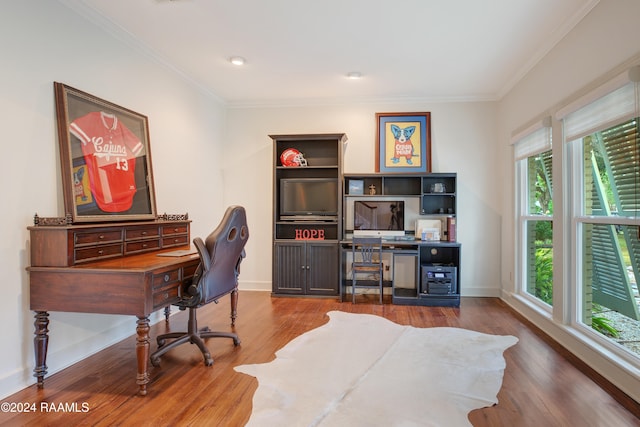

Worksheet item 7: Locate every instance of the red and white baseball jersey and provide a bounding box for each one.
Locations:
[69,111,143,213]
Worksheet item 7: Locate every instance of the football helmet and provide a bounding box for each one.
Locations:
[280,148,308,167]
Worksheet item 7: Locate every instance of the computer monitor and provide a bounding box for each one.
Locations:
[352,200,405,237]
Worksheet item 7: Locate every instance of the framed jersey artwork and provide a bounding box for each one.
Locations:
[375,112,431,174]
[54,82,157,222]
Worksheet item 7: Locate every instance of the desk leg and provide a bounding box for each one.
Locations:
[135,316,150,396]
[33,311,49,388]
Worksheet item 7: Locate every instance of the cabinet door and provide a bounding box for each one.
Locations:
[273,242,306,294]
[306,242,339,295]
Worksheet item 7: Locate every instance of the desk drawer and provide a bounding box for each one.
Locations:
[162,224,189,236]
[125,226,160,240]
[152,268,180,289]
[152,285,180,308]
[152,267,183,309]
[75,243,123,263]
[125,239,161,254]
[162,235,189,248]
[75,230,123,246]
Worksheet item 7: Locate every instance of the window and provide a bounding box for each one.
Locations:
[559,70,640,358]
[514,122,553,307]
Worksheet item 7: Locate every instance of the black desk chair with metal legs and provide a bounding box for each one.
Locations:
[150,205,249,367]
[351,237,384,304]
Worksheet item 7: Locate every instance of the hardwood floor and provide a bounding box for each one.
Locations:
[2,291,639,426]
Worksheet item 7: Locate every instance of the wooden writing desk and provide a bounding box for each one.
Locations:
[27,218,198,396]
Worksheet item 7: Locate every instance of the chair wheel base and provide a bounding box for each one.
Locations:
[203,355,214,366]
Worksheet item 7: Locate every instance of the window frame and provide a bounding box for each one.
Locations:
[513,122,554,311]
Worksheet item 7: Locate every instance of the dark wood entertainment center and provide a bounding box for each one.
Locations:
[271,133,461,306]
[271,133,345,296]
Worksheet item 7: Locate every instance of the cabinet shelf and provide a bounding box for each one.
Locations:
[393,287,418,299]
[276,165,338,170]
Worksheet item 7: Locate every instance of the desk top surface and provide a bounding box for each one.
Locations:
[28,246,201,315]
[341,239,460,248]
[28,246,200,272]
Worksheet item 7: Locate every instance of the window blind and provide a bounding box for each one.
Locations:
[556,67,639,142]
[512,121,552,161]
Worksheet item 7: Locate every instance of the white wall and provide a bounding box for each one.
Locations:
[497,0,640,403]
[0,1,227,398]
[225,101,501,296]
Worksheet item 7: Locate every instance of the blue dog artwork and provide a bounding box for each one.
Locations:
[390,124,417,165]
[73,166,89,203]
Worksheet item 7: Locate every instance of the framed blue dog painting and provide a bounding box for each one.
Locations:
[375,112,431,173]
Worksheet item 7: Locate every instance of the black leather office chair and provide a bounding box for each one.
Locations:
[150,205,249,367]
[351,237,384,304]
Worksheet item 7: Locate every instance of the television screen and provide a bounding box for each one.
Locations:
[354,200,404,231]
[280,178,338,219]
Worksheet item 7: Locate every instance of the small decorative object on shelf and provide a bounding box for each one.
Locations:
[447,217,457,242]
[280,148,308,167]
[421,228,440,241]
[431,182,445,193]
[33,213,73,226]
[369,184,377,195]
[348,179,364,195]
[295,228,325,240]
[159,212,189,221]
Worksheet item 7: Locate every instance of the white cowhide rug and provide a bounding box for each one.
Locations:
[235,311,518,427]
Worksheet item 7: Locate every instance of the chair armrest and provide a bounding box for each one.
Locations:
[193,237,212,271]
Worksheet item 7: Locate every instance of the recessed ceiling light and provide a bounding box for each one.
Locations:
[347,72,362,79]
[230,56,246,66]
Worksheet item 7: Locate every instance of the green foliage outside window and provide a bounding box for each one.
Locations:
[534,247,553,305]
[531,152,553,304]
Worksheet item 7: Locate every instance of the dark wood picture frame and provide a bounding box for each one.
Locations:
[54,82,157,223]
[375,112,432,173]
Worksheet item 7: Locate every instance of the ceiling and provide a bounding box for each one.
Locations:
[61,0,598,106]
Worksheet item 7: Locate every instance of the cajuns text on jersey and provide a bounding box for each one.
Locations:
[69,111,143,213]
